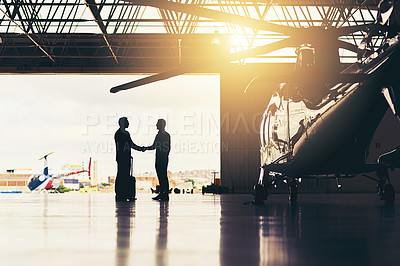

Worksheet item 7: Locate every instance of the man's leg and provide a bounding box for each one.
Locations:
[158,159,169,199]
[152,165,163,200]
[154,159,169,200]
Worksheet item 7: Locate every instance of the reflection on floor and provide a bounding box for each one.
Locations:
[0,193,399,266]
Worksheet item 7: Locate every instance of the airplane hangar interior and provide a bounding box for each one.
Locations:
[1,0,400,265]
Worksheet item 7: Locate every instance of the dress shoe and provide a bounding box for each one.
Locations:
[152,194,162,200]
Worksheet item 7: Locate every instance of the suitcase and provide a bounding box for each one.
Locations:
[115,157,136,201]
[129,156,136,200]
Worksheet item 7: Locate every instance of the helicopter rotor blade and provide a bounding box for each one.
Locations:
[110,38,296,93]
[110,68,193,93]
[245,72,369,88]
[336,40,374,57]
[110,38,297,93]
[111,1,378,93]
[124,1,376,38]
[228,38,298,61]
[123,0,297,35]
[333,23,373,36]
[38,152,54,160]
[336,40,360,53]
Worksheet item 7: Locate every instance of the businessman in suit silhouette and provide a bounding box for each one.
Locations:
[114,117,144,201]
[143,119,171,201]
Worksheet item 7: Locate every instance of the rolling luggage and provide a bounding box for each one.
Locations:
[129,156,136,200]
[115,157,136,201]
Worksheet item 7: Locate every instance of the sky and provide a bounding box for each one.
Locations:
[0,74,220,180]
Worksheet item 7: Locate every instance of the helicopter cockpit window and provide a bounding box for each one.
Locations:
[378,0,394,25]
[267,102,278,116]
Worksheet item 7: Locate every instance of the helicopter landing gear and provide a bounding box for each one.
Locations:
[288,179,298,202]
[382,184,395,205]
[253,168,269,205]
[377,168,395,205]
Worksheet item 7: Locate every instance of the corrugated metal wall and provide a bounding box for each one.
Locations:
[220,65,279,193]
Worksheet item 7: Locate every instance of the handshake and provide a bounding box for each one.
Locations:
[139,146,148,152]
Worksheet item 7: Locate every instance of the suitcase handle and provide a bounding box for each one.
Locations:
[130,156,133,176]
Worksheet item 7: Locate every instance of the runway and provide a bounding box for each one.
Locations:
[0,193,399,266]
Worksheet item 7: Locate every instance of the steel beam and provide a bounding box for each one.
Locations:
[85,0,119,64]
[124,0,297,35]
[0,6,55,63]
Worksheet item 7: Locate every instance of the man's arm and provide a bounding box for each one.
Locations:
[144,135,157,151]
[128,133,145,151]
[131,141,145,151]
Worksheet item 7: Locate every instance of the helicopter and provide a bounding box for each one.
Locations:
[27,152,91,192]
[110,0,400,204]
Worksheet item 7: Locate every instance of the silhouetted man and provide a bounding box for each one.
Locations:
[114,117,144,202]
[144,119,171,201]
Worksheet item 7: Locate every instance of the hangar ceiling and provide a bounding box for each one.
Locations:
[0,0,381,73]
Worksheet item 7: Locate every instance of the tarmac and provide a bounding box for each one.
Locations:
[0,192,399,266]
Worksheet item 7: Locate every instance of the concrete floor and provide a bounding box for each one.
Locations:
[0,193,399,266]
